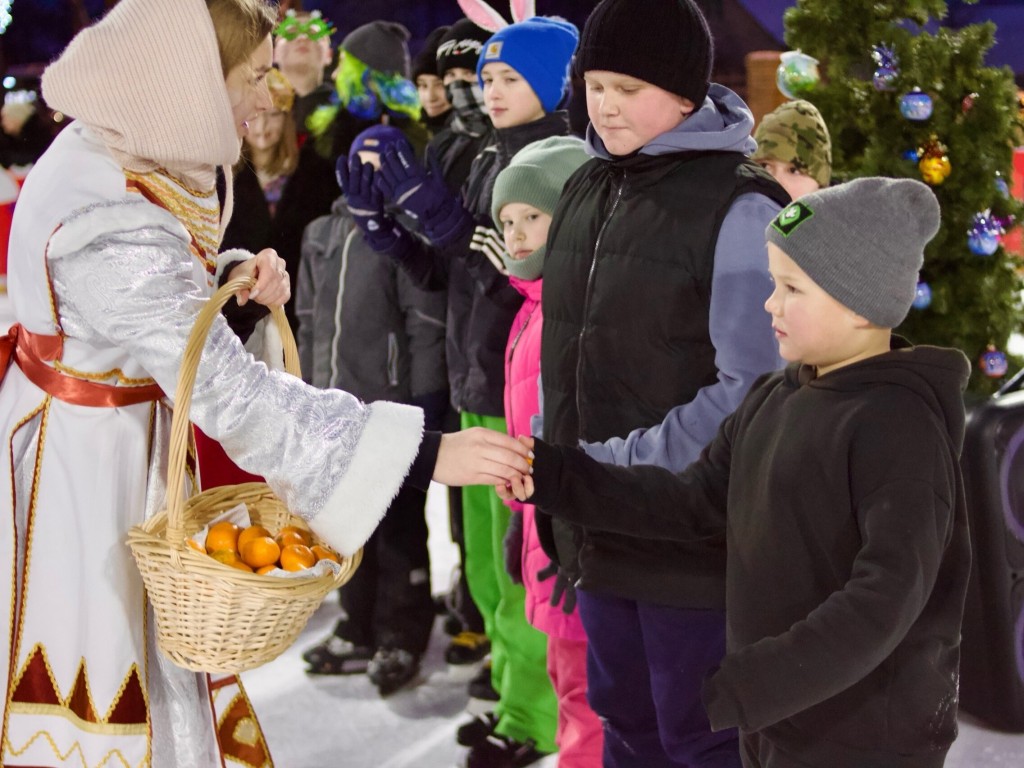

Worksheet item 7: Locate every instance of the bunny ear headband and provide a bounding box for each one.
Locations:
[456,0,537,32]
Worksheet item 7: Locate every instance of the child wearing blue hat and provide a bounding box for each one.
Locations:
[336,13,579,767]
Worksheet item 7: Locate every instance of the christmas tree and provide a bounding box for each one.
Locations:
[782,0,1023,395]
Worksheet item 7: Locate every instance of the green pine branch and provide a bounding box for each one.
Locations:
[785,0,1024,393]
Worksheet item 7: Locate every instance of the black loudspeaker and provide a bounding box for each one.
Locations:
[959,369,1024,732]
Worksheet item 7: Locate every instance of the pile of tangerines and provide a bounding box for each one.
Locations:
[187,521,340,574]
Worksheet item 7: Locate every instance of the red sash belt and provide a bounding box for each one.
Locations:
[0,323,164,407]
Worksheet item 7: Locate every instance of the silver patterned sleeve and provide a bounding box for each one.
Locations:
[48,214,424,555]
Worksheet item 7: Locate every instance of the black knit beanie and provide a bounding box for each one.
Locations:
[411,26,450,82]
[435,19,492,78]
[575,0,713,105]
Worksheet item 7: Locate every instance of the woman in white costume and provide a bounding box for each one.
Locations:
[0,0,531,765]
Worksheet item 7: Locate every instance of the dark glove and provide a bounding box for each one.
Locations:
[537,560,577,614]
[410,389,450,433]
[377,142,449,221]
[335,155,400,252]
[503,511,525,584]
[377,143,473,248]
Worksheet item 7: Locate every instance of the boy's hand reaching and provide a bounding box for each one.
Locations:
[496,436,536,502]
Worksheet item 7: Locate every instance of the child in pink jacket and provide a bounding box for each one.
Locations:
[491,136,602,767]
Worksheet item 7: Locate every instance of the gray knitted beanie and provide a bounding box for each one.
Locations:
[491,136,590,228]
[342,21,411,77]
[491,136,590,281]
[765,177,940,328]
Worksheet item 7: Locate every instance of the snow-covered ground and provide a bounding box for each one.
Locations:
[243,485,1024,768]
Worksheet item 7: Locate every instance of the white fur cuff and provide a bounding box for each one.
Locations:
[310,401,425,556]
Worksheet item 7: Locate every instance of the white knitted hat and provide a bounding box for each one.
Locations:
[42,0,240,189]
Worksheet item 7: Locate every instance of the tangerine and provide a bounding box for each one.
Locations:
[206,521,240,553]
[185,539,207,555]
[275,525,312,548]
[240,536,281,569]
[209,549,252,572]
[311,545,340,564]
[237,524,271,552]
[280,544,316,571]
[256,564,278,575]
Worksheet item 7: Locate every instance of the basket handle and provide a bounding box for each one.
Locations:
[164,276,300,546]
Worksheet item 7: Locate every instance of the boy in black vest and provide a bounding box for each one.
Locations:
[537,0,789,765]
[507,177,971,768]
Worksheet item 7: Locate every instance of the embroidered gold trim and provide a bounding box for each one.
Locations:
[124,170,220,272]
[2,398,51,757]
[153,166,216,198]
[212,681,272,768]
[51,361,157,387]
[100,663,144,725]
[140,584,152,762]
[7,702,148,736]
[3,723,144,767]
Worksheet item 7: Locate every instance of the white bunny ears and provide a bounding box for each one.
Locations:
[456,0,537,32]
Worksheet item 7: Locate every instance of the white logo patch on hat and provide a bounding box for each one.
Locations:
[484,41,503,60]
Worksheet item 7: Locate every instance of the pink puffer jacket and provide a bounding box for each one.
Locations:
[504,275,586,641]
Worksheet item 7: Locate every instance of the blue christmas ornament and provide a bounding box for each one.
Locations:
[912,282,932,310]
[871,45,899,92]
[996,172,1010,198]
[900,88,933,121]
[968,231,1000,256]
[903,148,921,162]
[967,210,1004,256]
[980,347,1009,378]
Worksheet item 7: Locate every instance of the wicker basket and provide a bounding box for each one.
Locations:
[127,276,361,674]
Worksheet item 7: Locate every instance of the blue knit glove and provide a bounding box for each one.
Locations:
[377,143,473,248]
[377,142,449,220]
[335,155,400,253]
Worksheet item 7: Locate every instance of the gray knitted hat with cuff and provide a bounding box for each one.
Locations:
[765,176,941,328]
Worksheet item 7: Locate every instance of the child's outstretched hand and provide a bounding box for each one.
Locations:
[496,436,536,502]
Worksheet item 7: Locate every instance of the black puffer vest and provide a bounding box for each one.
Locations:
[540,149,789,607]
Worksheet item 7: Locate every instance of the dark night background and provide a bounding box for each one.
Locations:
[2,1,1022,93]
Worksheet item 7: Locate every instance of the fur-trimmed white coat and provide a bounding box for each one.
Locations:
[0,123,422,766]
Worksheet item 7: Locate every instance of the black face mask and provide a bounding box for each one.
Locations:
[444,79,489,137]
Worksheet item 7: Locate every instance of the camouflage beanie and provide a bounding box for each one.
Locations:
[753,99,832,188]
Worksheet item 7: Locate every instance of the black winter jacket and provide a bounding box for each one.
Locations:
[221,151,337,331]
[530,340,972,768]
[393,111,570,416]
[296,198,448,413]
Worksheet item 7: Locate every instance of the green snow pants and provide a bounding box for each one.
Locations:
[460,410,557,753]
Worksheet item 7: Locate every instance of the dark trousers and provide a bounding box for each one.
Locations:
[577,590,741,768]
[337,484,434,655]
[444,405,485,634]
[447,483,486,634]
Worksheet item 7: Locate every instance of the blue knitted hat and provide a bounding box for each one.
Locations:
[475,18,580,113]
[349,124,409,160]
